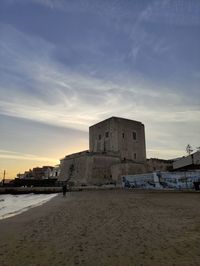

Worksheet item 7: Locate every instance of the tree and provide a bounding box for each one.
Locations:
[186,144,193,155]
[65,164,75,191]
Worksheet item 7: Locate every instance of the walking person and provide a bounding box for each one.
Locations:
[62,184,67,197]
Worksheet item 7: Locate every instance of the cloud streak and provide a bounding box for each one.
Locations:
[0,1,200,163]
[142,0,200,26]
[0,24,199,144]
[0,149,58,163]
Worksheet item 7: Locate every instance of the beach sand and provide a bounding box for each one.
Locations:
[0,189,200,266]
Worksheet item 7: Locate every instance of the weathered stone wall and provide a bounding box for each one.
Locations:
[147,158,173,172]
[115,117,146,162]
[111,158,173,183]
[111,162,146,183]
[89,117,118,154]
[59,152,120,185]
[59,155,173,185]
[59,151,91,184]
[90,155,120,184]
[89,117,146,162]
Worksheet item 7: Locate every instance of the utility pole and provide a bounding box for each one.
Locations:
[3,170,6,186]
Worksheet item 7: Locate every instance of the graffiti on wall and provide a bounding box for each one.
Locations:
[122,171,200,190]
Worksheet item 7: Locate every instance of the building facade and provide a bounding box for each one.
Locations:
[173,151,200,170]
[89,117,146,162]
[59,117,172,185]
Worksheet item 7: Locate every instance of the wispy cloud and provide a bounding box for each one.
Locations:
[0,24,199,131]
[15,0,200,27]
[0,149,58,163]
[33,0,64,9]
[140,0,200,26]
[148,148,185,159]
[0,0,200,162]
[4,0,65,9]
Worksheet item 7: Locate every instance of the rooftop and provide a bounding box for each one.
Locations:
[90,116,143,128]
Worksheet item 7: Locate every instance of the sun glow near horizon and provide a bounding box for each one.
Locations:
[0,0,199,177]
[0,142,89,179]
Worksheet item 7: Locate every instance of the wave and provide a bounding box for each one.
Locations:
[0,193,58,220]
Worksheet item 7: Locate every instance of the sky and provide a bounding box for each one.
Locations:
[0,0,200,178]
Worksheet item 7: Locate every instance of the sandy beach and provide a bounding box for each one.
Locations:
[0,189,200,266]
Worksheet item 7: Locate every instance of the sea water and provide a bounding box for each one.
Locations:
[0,193,58,220]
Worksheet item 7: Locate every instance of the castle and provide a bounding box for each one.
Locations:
[58,117,172,185]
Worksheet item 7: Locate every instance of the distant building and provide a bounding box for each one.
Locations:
[0,179,13,186]
[59,117,172,185]
[50,165,61,178]
[173,151,200,170]
[18,166,55,180]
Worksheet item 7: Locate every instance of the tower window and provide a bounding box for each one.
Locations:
[134,153,137,159]
[105,131,109,138]
[122,133,125,138]
[99,134,101,140]
[133,131,137,140]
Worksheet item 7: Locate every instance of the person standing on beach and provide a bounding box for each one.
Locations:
[62,184,67,197]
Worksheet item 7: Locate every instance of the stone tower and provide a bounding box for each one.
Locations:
[89,117,146,162]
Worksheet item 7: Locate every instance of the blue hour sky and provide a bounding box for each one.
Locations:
[0,0,200,178]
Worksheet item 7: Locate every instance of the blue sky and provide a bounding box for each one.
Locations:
[0,0,200,177]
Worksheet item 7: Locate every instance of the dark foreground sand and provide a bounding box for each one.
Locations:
[0,190,200,266]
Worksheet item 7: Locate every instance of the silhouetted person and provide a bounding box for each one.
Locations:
[62,184,67,197]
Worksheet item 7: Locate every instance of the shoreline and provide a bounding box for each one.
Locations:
[0,189,200,266]
[0,186,62,194]
[0,193,58,220]
[1,185,199,195]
